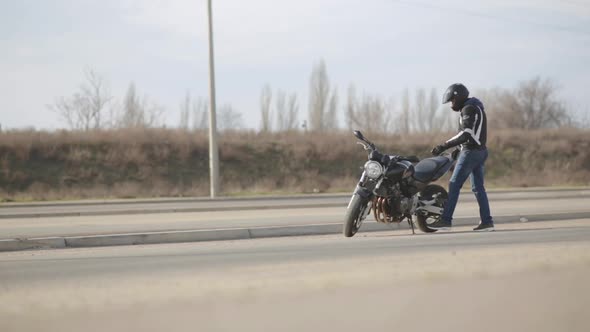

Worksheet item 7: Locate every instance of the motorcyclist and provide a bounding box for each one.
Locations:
[429,83,494,231]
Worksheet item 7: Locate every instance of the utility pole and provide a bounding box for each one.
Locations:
[207,0,220,198]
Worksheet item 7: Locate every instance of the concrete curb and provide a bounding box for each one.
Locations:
[64,228,251,248]
[0,237,66,251]
[1,211,589,252]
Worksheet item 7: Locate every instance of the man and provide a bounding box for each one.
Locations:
[429,83,494,231]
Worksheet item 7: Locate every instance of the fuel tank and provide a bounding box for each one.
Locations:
[385,160,414,182]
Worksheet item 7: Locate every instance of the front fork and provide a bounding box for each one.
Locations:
[353,171,375,201]
[352,184,373,221]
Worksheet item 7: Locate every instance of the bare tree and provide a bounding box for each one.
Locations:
[473,88,502,129]
[117,82,163,128]
[275,89,287,131]
[83,69,112,129]
[49,68,112,130]
[260,85,273,132]
[385,96,397,133]
[345,85,357,131]
[51,96,83,130]
[426,88,439,131]
[179,92,191,130]
[346,84,397,135]
[192,97,209,130]
[406,87,448,133]
[571,109,590,129]
[396,88,411,134]
[120,83,140,127]
[274,90,299,131]
[505,77,569,129]
[285,93,299,131]
[325,88,339,130]
[218,104,244,131]
[260,86,300,132]
[426,87,454,133]
[347,92,393,135]
[308,59,334,131]
[413,88,428,133]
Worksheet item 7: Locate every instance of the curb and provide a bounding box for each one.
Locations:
[1,211,589,252]
[0,237,66,252]
[64,228,251,248]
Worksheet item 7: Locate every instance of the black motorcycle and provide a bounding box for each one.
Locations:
[344,130,459,237]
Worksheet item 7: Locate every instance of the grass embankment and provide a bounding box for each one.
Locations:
[0,128,589,201]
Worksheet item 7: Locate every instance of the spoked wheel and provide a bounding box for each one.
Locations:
[416,213,441,233]
[343,194,370,237]
[415,184,448,233]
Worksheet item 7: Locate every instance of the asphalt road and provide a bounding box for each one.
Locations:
[2,191,590,239]
[1,219,589,332]
[1,188,589,218]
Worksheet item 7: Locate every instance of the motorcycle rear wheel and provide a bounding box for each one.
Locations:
[415,184,448,233]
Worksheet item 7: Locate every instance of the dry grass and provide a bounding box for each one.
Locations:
[0,128,589,201]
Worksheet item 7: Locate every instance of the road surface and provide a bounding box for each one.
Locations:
[1,190,590,239]
[1,188,588,218]
[1,218,589,332]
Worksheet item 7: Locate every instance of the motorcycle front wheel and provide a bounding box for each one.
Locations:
[343,194,367,237]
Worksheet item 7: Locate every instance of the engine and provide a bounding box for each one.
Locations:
[371,185,411,224]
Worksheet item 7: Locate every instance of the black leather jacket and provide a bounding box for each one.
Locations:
[444,97,487,150]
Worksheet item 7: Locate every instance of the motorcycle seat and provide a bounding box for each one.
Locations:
[412,156,453,183]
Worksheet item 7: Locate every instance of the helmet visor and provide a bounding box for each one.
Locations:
[442,88,454,104]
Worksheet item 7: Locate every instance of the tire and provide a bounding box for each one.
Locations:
[343,194,366,237]
[415,184,448,233]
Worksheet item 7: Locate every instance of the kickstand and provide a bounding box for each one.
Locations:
[408,217,415,235]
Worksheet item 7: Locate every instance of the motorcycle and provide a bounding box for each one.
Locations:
[344,130,459,237]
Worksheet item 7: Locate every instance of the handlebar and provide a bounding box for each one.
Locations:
[399,155,420,163]
[354,130,422,164]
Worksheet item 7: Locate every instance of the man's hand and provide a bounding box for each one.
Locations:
[431,144,447,156]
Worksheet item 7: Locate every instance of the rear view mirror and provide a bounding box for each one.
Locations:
[353,130,365,141]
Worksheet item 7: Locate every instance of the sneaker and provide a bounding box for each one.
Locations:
[429,219,452,230]
[473,222,495,232]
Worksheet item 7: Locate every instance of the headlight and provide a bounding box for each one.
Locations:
[365,161,383,179]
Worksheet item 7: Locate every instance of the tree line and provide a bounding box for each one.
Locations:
[49,62,579,133]
[49,69,164,131]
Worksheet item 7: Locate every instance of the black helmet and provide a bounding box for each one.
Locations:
[442,83,469,111]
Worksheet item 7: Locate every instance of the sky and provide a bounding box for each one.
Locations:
[1,0,589,130]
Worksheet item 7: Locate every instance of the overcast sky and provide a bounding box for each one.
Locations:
[1,0,589,130]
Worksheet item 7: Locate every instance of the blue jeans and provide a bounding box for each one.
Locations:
[441,148,493,225]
